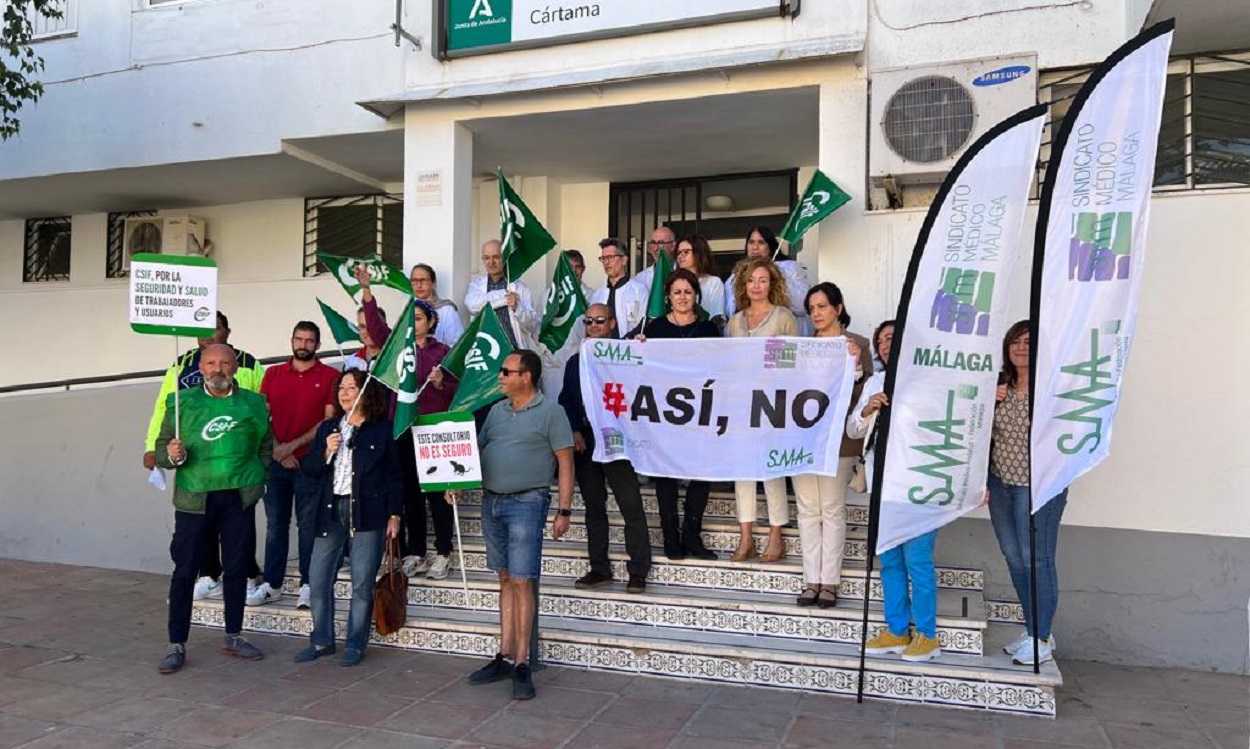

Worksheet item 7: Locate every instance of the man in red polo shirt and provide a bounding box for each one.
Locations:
[249,321,338,609]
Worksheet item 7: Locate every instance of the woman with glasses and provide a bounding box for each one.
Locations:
[636,269,721,560]
[726,257,797,563]
[674,234,727,326]
[409,264,465,348]
[298,369,403,667]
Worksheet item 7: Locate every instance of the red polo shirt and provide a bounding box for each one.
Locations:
[260,358,339,458]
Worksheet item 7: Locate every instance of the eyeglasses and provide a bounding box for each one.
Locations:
[675,249,692,257]
[583,316,610,325]
[648,240,674,247]
[499,367,526,377]
[599,254,624,263]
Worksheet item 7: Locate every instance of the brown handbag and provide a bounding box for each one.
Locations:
[373,536,408,636]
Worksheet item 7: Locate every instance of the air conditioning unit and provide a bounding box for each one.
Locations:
[122,215,207,270]
[870,55,1038,188]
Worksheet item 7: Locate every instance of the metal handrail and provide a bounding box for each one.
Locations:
[0,350,348,396]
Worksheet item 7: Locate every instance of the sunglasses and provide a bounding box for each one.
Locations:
[583,316,611,325]
[499,367,526,377]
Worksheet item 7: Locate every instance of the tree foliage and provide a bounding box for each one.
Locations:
[1,0,63,141]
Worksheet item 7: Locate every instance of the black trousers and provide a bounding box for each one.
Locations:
[403,490,454,557]
[654,478,711,554]
[200,508,261,581]
[576,457,651,577]
[169,490,255,643]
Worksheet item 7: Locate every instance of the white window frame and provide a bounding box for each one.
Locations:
[30,0,77,41]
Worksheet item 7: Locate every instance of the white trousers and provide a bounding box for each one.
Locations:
[734,478,789,526]
[791,457,855,586]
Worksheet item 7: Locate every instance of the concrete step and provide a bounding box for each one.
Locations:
[445,539,983,601]
[281,569,986,655]
[192,598,1060,716]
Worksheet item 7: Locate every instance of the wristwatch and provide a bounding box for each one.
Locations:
[556,508,572,518]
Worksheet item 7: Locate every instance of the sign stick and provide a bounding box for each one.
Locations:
[451,501,471,608]
[173,336,181,439]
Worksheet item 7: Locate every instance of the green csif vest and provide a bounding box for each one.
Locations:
[172,387,269,496]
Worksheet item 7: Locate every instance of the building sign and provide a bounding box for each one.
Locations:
[440,0,784,59]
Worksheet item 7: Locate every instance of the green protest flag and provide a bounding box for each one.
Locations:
[442,305,515,414]
[645,244,675,319]
[778,170,852,247]
[498,169,557,282]
[538,252,588,352]
[370,298,420,440]
[317,252,415,299]
[316,298,360,346]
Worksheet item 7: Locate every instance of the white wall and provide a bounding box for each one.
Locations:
[0,0,405,180]
[0,197,414,386]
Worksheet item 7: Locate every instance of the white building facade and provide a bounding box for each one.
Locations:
[0,0,1247,674]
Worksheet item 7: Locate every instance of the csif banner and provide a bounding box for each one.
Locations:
[1030,21,1174,513]
[580,337,856,481]
[872,106,1047,554]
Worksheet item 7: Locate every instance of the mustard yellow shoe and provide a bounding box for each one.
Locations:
[901,634,942,663]
[864,629,911,655]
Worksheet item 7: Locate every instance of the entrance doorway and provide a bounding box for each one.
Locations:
[609,169,798,277]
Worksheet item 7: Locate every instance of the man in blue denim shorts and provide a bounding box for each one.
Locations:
[451,349,573,700]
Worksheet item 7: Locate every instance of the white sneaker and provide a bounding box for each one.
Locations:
[1012,637,1055,665]
[427,554,452,580]
[245,582,280,607]
[296,584,311,610]
[192,576,221,601]
[402,554,432,577]
[1003,631,1056,655]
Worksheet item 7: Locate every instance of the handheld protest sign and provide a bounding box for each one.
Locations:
[412,412,481,491]
[129,253,218,337]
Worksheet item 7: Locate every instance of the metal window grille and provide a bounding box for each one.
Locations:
[23,217,72,282]
[30,0,76,40]
[303,195,403,277]
[106,210,157,279]
[609,170,797,278]
[1039,51,1250,191]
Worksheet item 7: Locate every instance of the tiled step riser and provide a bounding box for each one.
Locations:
[456,492,872,527]
[453,551,983,601]
[192,606,1052,717]
[456,517,869,561]
[312,579,982,655]
[986,601,1025,625]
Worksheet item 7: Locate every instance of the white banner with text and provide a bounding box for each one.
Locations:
[580,337,856,481]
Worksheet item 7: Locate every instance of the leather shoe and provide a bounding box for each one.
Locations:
[730,544,758,563]
[157,644,185,674]
[626,574,646,594]
[340,648,364,667]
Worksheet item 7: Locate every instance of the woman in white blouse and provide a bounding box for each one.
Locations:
[673,234,726,326]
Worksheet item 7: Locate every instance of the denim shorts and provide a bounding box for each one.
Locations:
[480,488,550,580]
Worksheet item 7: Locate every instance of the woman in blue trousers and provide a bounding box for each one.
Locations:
[848,320,942,663]
[297,368,403,667]
[989,320,1067,665]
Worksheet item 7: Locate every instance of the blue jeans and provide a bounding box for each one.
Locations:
[481,489,550,580]
[307,498,386,652]
[988,474,1068,640]
[262,461,320,587]
[879,530,938,638]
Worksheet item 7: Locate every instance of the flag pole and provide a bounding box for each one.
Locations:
[1028,501,1041,674]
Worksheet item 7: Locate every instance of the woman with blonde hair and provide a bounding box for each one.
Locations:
[726,257,797,563]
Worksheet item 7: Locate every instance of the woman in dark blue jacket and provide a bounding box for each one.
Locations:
[297,368,404,667]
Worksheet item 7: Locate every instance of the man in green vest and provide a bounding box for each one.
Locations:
[155,344,273,674]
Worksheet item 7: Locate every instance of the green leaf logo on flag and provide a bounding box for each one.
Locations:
[317,252,415,299]
[645,244,675,320]
[316,298,360,347]
[779,170,852,247]
[498,169,557,282]
[370,298,421,439]
[442,305,515,414]
[539,253,588,352]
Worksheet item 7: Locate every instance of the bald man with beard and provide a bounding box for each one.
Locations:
[154,344,273,674]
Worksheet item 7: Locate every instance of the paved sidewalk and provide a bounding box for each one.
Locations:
[0,560,1245,749]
